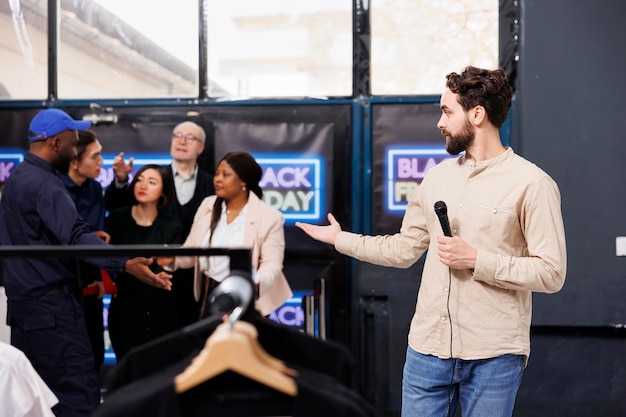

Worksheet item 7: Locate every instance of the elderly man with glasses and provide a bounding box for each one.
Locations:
[104,121,215,325]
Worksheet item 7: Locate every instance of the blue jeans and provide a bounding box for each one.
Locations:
[402,347,524,417]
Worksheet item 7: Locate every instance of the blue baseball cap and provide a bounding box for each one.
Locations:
[28,109,91,142]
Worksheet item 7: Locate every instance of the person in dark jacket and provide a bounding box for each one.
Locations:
[62,129,108,372]
[105,164,184,360]
[105,121,214,324]
[0,109,173,417]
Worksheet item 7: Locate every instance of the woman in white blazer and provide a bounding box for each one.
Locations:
[160,151,292,316]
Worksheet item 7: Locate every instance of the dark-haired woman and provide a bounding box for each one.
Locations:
[159,151,292,317]
[106,164,184,360]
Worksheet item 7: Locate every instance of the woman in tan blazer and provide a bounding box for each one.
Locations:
[160,151,292,316]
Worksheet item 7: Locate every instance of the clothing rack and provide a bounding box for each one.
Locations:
[0,245,252,273]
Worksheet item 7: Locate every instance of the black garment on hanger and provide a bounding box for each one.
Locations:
[95,359,380,417]
[104,309,357,397]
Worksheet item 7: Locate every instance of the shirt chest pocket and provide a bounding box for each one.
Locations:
[471,205,519,237]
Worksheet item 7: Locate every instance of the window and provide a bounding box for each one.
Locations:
[371,0,499,95]
[58,0,200,99]
[205,0,352,98]
[0,0,48,99]
[0,0,499,100]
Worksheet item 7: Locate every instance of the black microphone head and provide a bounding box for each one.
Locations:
[207,272,254,317]
[434,201,447,216]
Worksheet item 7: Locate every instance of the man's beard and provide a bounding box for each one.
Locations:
[445,118,475,156]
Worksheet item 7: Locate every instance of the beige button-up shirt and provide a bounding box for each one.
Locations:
[336,148,566,363]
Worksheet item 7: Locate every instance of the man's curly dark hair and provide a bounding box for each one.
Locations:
[446,66,513,129]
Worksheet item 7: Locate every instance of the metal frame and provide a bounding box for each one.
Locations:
[0,0,519,360]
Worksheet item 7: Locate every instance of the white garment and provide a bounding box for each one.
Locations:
[198,201,247,282]
[0,342,58,417]
[0,286,10,343]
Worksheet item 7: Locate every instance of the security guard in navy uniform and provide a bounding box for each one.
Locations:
[0,109,174,417]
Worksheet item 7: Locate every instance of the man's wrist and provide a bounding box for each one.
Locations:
[114,178,129,188]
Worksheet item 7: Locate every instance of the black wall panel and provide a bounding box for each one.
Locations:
[515,0,626,326]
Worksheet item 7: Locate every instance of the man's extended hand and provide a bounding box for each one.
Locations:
[124,257,173,290]
[156,256,174,268]
[154,243,174,269]
[295,212,342,246]
[112,152,134,184]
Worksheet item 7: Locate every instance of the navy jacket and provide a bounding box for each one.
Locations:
[0,153,126,300]
[62,175,106,233]
[62,175,107,286]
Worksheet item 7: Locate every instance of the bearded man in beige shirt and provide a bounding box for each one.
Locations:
[296,66,566,417]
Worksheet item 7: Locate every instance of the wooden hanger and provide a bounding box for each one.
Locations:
[215,320,298,377]
[174,317,298,396]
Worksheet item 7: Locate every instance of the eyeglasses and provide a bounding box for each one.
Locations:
[172,132,201,143]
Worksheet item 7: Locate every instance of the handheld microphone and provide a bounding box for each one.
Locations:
[434,201,452,237]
